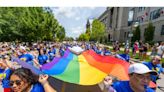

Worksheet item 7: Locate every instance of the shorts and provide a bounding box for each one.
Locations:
[139,50,143,53]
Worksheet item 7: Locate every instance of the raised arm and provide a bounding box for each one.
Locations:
[39,74,57,92]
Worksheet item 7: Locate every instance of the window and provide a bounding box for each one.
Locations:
[143,7,146,11]
[138,7,141,12]
[155,9,161,18]
[161,25,164,35]
[128,21,133,26]
[138,7,146,12]
[128,9,134,26]
[153,10,158,19]
[150,8,162,20]
[150,12,153,20]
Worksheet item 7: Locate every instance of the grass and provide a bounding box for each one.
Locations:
[109,48,164,63]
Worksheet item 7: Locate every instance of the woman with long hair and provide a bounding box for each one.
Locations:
[9,68,44,92]
[9,68,57,92]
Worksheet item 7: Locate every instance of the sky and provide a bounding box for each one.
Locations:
[52,7,106,39]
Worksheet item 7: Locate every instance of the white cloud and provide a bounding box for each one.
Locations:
[75,17,80,21]
[68,26,85,38]
[89,7,96,10]
[71,26,84,33]
[51,7,106,38]
[53,7,77,18]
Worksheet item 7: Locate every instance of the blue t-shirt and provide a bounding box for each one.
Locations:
[143,62,164,83]
[104,50,111,56]
[86,44,91,50]
[31,83,44,92]
[112,81,154,92]
[2,68,12,88]
[92,46,97,52]
[116,54,130,62]
[19,54,34,65]
[52,48,56,54]
[59,49,64,56]
[48,51,55,61]
[119,54,130,62]
[96,50,102,55]
[65,44,71,49]
[38,55,48,65]
[0,68,4,73]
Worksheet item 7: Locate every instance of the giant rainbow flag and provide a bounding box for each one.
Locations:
[14,49,130,85]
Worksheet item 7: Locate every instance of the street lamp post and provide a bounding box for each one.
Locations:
[128,32,133,47]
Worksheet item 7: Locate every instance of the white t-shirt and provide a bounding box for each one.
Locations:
[55,48,61,57]
[68,46,84,54]
[157,45,164,55]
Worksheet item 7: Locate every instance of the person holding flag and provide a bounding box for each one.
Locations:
[112,63,157,92]
[143,55,164,90]
[18,46,34,65]
[115,48,130,62]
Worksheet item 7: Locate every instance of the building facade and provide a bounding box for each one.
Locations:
[98,7,164,42]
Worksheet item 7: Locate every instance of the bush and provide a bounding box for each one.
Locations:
[147,41,155,46]
[105,42,113,46]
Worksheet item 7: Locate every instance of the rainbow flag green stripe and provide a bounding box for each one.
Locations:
[53,54,80,84]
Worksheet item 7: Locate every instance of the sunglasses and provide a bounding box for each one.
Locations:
[156,59,161,62]
[10,80,22,87]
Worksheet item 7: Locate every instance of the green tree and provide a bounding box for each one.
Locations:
[64,37,74,41]
[56,26,66,41]
[0,8,23,41]
[78,33,89,41]
[0,7,63,42]
[86,28,90,35]
[132,26,140,42]
[144,23,155,42]
[85,28,91,40]
[90,19,105,43]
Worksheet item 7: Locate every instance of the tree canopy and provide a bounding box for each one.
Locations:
[144,22,155,42]
[78,33,90,41]
[132,26,140,42]
[90,19,105,43]
[0,7,65,42]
